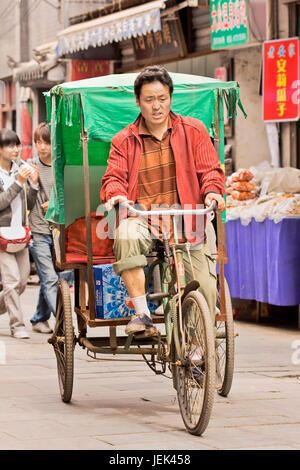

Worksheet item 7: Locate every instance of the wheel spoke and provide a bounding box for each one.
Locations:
[49,279,74,403]
[175,291,215,435]
[53,298,63,336]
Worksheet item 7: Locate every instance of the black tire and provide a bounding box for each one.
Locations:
[215,276,235,397]
[51,278,75,403]
[174,290,215,436]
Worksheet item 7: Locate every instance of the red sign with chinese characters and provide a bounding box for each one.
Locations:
[71,60,112,81]
[263,38,299,122]
[214,66,227,82]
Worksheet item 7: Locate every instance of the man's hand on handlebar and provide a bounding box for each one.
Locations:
[105,193,224,214]
[104,195,134,212]
[204,192,225,213]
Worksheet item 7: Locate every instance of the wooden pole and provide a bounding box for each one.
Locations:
[80,103,95,320]
[215,90,227,323]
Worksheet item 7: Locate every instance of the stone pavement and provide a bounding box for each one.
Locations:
[0,284,299,450]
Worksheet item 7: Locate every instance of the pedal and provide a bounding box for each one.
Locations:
[134,331,158,341]
[134,328,159,340]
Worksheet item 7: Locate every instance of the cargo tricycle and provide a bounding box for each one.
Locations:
[46,72,242,436]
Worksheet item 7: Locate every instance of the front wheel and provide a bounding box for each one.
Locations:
[173,290,215,436]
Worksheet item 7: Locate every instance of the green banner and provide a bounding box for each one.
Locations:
[210,0,249,50]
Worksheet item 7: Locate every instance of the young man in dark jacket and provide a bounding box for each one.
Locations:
[101,66,225,337]
[29,123,73,334]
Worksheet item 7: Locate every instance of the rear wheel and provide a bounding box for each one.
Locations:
[215,276,235,397]
[174,290,215,436]
[49,278,75,403]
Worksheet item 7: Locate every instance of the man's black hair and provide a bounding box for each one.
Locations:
[0,129,20,148]
[134,65,173,99]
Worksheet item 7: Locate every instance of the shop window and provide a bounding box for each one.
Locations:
[0,81,16,131]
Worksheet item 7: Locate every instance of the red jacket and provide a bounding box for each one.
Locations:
[100,112,225,242]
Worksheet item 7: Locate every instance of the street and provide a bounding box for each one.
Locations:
[0,282,299,450]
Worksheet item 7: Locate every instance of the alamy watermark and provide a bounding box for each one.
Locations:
[291,80,300,105]
[0,341,6,365]
[95,203,210,245]
[291,339,300,366]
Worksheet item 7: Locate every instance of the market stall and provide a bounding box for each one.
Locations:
[224,165,300,327]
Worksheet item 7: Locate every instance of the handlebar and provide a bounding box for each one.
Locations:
[120,200,217,217]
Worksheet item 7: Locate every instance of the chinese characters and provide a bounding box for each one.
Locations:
[133,19,185,65]
[211,0,247,33]
[264,39,299,122]
[135,21,173,52]
[210,0,249,49]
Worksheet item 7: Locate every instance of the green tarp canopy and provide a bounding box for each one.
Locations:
[45,72,245,225]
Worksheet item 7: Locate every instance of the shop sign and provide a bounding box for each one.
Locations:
[210,0,249,50]
[132,17,186,65]
[71,60,112,81]
[214,66,227,81]
[263,38,299,122]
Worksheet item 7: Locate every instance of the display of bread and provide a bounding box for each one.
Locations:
[226,169,257,201]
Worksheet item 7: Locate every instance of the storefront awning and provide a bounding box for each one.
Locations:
[12,41,58,82]
[13,57,57,82]
[57,0,166,56]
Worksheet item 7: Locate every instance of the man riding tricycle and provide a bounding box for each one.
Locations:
[46,65,241,436]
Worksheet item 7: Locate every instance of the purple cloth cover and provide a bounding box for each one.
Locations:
[224,218,300,306]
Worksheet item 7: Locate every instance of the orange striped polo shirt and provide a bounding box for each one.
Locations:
[137,117,185,243]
